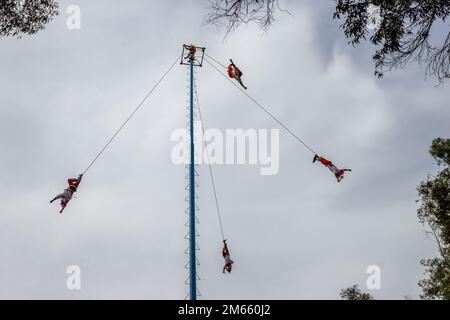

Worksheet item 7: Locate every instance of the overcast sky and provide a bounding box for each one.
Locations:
[0,0,449,300]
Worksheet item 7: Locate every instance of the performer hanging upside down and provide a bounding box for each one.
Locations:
[222,240,234,273]
[184,45,197,61]
[228,59,247,90]
[313,155,351,182]
[50,174,83,213]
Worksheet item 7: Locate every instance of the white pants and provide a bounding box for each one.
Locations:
[224,256,233,265]
[54,189,73,204]
[327,164,340,175]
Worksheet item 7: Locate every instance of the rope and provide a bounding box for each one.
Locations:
[194,82,226,241]
[205,53,228,70]
[204,56,317,155]
[81,55,180,175]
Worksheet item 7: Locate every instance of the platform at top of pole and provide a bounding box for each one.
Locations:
[181,44,206,67]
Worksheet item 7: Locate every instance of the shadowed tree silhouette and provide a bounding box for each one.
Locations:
[340,285,374,300]
[334,0,450,84]
[417,138,450,300]
[0,0,59,38]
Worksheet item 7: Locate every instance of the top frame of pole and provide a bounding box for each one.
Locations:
[181,44,206,67]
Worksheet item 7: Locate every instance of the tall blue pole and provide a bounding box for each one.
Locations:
[189,58,197,301]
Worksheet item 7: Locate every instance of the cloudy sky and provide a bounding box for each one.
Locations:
[0,0,449,299]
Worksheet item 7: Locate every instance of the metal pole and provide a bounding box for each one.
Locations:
[189,58,197,301]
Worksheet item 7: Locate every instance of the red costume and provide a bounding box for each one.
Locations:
[314,155,351,182]
[68,177,82,191]
[227,59,247,90]
[227,65,234,78]
[51,174,83,213]
[222,241,234,273]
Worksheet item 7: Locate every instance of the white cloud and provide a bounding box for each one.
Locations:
[0,0,447,299]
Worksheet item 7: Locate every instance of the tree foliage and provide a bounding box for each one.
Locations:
[334,0,450,84]
[340,284,374,300]
[417,138,450,300]
[0,0,59,38]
